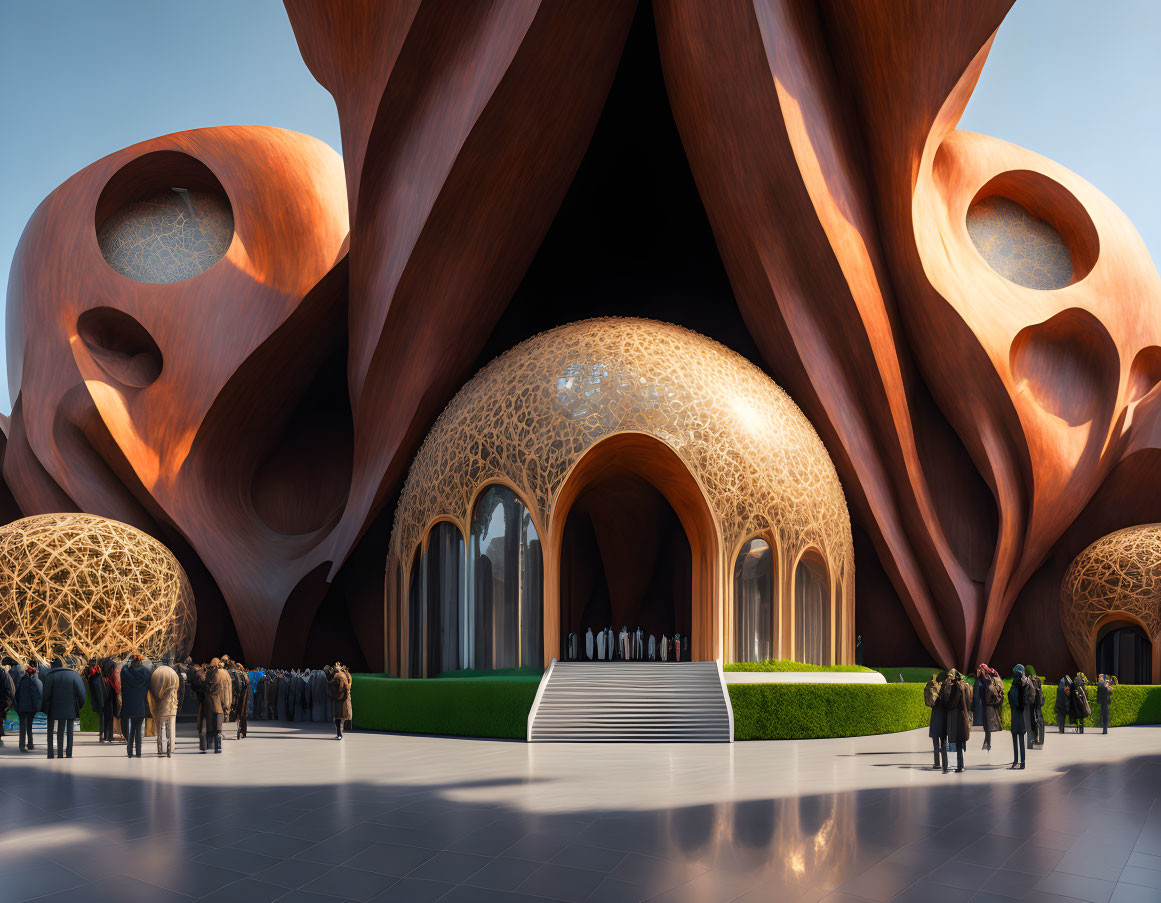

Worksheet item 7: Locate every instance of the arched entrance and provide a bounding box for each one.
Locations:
[1096,620,1152,684]
[546,433,718,662]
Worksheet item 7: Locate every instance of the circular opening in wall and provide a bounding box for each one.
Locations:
[966,171,1098,290]
[95,151,233,284]
[77,307,163,388]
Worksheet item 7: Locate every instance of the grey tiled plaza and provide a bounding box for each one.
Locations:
[2,724,1160,903]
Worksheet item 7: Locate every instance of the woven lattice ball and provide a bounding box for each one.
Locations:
[0,513,195,666]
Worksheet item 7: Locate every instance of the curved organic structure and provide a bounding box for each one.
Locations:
[0,513,195,666]
[2,1,1158,674]
[1061,524,1161,681]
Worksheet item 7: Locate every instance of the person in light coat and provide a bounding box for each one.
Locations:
[206,658,233,754]
[149,657,180,757]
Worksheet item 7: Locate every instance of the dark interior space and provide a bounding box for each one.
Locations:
[473,0,764,374]
[560,472,692,654]
[852,526,932,669]
[1097,623,1151,685]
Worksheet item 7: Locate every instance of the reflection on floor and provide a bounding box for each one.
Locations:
[0,721,1159,903]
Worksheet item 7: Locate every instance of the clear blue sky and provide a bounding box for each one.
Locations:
[1,0,1158,413]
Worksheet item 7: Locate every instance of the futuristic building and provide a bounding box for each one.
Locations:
[2,1,1159,680]
[387,319,853,674]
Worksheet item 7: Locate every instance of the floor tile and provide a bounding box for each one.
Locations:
[461,856,541,891]
[367,878,454,901]
[1034,870,1116,903]
[342,842,437,876]
[251,857,334,889]
[517,862,606,902]
[194,877,287,903]
[300,865,397,901]
[406,850,491,884]
[551,842,626,872]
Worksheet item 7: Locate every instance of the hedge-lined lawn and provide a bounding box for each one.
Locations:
[725,659,875,673]
[351,672,541,739]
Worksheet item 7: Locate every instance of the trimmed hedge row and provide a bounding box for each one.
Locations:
[725,659,875,673]
[729,681,1161,740]
[351,673,540,739]
[729,683,930,740]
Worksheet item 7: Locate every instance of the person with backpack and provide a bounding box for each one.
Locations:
[1008,665,1033,769]
[973,664,1003,752]
[924,672,946,770]
[1026,670,1045,749]
[939,669,972,773]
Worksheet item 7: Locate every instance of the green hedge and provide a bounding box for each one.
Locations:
[725,659,875,673]
[351,673,540,739]
[729,681,1161,740]
[871,667,942,683]
[79,696,100,732]
[729,683,931,740]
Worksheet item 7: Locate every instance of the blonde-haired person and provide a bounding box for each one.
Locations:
[325,663,352,740]
[150,655,180,757]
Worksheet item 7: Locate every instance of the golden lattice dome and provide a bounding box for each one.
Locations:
[1061,523,1161,670]
[0,513,196,666]
[390,318,853,582]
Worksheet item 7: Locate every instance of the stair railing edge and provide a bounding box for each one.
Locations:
[526,657,557,742]
[716,660,734,742]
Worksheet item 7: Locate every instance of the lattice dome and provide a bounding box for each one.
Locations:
[1061,524,1161,670]
[389,318,853,585]
[0,513,196,667]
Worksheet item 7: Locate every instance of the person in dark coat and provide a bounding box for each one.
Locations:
[973,664,1003,751]
[925,672,947,770]
[0,657,14,746]
[1071,672,1091,733]
[939,669,972,773]
[1097,674,1113,734]
[1027,671,1045,749]
[119,655,152,758]
[1008,665,1031,769]
[41,657,86,759]
[82,659,108,743]
[1056,675,1072,733]
[187,664,209,752]
[230,662,250,739]
[14,663,43,752]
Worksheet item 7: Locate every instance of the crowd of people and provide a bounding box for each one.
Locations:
[924,665,1117,773]
[0,652,354,758]
[567,626,690,662]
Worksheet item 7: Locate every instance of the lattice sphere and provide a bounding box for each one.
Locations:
[0,513,196,667]
[1060,523,1161,671]
[390,317,853,583]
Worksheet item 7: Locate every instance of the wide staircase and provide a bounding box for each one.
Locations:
[527,660,733,742]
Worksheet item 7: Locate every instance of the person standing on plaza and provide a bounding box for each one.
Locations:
[1027,670,1045,749]
[41,656,86,760]
[206,657,233,753]
[1008,665,1031,769]
[120,654,152,758]
[1071,672,1091,733]
[926,671,947,771]
[1056,675,1072,733]
[230,661,250,740]
[83,659,108,743]
[0,658,14,746]
[14,662,42,752]
[326,663,352,740]
[1097,674,1113,734]
[149,656,180,757]
[939,669,972,773]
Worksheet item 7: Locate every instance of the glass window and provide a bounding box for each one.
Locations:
[733,537,774,662]
[468,485,544,670]
[425,522,464,676]
[795,553,830,665]
[407,549,422,678]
